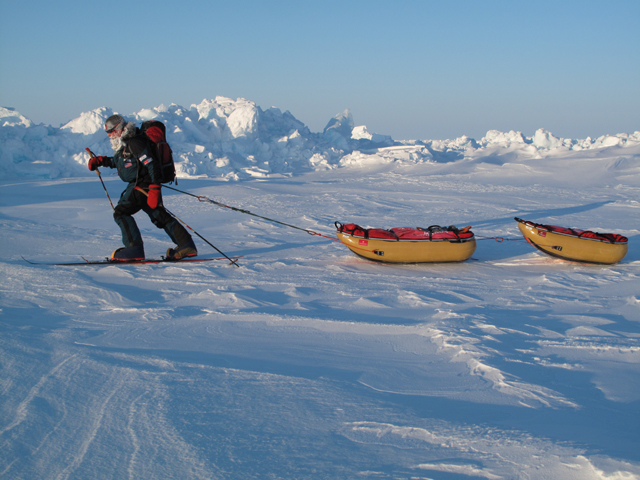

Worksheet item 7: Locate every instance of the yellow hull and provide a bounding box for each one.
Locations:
[337,232,476,263]
[517,221,628,265]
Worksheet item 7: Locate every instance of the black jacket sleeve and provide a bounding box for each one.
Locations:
[101,156,116,169]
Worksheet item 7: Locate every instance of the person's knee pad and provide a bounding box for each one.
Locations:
[149,212,168,229]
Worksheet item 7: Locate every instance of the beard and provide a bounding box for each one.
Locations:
[109,122,136,152]
[110,135,123,152]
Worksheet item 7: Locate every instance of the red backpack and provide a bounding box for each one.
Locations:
[141,120,176,184]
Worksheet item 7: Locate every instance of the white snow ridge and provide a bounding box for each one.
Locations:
[2,99,638,181]
[1,97,640,479]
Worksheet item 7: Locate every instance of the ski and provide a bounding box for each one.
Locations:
[21,255,242,266]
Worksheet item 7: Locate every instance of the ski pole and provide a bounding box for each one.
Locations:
[85,148,115,211]
[133,185,238,266]
[163,207,240,267]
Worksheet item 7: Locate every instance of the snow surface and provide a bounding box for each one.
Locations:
[1,99,640,479]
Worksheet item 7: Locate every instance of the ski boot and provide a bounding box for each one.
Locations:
[166,238,197,260]
[111,244,145,261]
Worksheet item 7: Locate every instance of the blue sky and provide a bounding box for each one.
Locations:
[1,0,638,140]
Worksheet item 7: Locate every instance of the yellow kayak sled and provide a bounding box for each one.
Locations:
[515,217,628,265]
[335,223,476,263]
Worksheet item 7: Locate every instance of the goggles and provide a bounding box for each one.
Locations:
[106,123,121,135]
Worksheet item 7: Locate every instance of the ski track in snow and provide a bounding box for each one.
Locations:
[1,151,640,479]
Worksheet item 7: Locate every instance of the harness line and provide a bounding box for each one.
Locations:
[162,184,341,243]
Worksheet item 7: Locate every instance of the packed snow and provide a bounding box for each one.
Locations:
[1,98,639,479]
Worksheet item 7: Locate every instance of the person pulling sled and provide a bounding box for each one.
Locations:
[88,114,197,261]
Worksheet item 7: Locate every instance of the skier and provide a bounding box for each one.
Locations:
[88,114,197,261]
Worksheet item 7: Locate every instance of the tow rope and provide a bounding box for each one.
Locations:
[475,235,526,243]
[162,185,340,243]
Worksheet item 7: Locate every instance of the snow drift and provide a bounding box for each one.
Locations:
[2,98,638,181]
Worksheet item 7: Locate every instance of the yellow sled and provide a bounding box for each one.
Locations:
[336,223,476,263]
[515,217,628,265]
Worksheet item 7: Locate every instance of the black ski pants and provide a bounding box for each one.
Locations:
[113,183,191,248]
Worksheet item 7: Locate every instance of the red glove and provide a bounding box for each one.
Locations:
[147,184,161,209]
[88,156,108,171]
